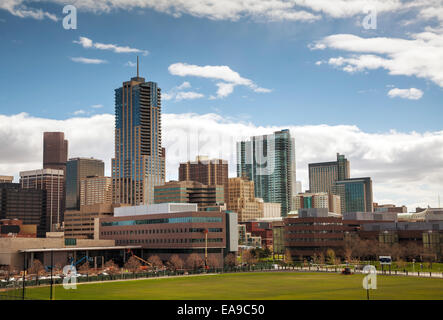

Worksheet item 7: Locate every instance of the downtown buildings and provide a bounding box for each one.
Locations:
[112,66,165,206]
[237,129,296,216]
[308,153,373,214]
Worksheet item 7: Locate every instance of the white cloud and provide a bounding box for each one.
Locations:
[125,61,136,67]
[175,91,205,101]
[70,57,108,64]
[168,62,271,98]
[73,110,86,115]
[0,0,57,21]
[1,112,443,210]
[388,88,424,100]
[312,29,443,87]
[163,82,204,101]
[91,104,104,109]
[74,36,149,56]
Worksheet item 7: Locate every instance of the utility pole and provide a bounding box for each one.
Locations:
[22,253,26,300]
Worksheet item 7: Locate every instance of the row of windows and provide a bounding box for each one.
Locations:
[115,237,223,245]
[101,227,223,236]
[101,216,222,227]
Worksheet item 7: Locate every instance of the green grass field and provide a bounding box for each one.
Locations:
[17,272,443,300]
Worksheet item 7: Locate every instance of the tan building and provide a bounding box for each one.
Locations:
[293,192,341,214]
[261,201,282,219]
[179,156,229,202]
[80,176,112,206]
[227,177,280,222]
[0,236,117,271]
[154,180,224,210]
[64,204,116,239]
[0,176,13,183]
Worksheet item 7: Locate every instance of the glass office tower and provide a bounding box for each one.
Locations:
[112,63,165,205]
[308,153,350,193]
[237,129,296,216]
[332,177,373,213]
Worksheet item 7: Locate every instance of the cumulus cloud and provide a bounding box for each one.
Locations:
[168,62,271,98]
[388,88,424,100]
[70,57,107,64]
[1,112,442,210]
[74,36,149,55]
[312,29,443,87]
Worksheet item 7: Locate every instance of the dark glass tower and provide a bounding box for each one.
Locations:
[43,132,68,174]
[112,59,165,205]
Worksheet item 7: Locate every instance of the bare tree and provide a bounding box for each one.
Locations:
[224,253,237,268]
[186,253,204,270]
[207,255,220,269]
[169,255,184,271]
[78,261,90,275]
[28,259,45,280]
[148,255,163,270]
[104,259,119,276]
[284,249,292,264]
[319,252,325,265]
[124,256,141,274]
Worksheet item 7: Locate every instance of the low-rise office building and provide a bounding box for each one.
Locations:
[99,204,238,267]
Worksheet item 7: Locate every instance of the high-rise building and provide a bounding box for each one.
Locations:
[237,129,296,216]
[43,132,68,174]
[112,60,165,205]
[80,176,112,206]
[308,153,350,194]
[293,192,341,214]
[332,177,373,213]
[66,157,105,209]
[178,156,229,203]
[0,176,13,183]
[19,169,64,232]
[154,180,224,210]
[0,183,46,237]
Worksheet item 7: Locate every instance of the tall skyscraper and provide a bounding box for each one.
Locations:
[178,156,229,203]
[308,153,350,193]
[43,132,68,174]
[19,169,64,232]
[237,129,296,216]
[66,157,105,210]
[332,177,373,213]
[112,59,165,205]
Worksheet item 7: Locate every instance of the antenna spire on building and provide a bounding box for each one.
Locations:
[137,56,139,78]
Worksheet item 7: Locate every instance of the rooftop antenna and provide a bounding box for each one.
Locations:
[137,56,139,78]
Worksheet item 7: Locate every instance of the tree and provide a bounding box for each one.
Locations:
[104,259,119,276]
[78,261,90,275]
[242,250,257,266]
[326,249,336,265]
[319,252,325,265]
[224,253,237,268]
[207,255,220,269]
[28,259,45,280]
[284,249,292,265]
[344,247,353,264]
[186,253,204,270]
[124,256,141,274]
[169,255,184,271]
[147,255,163,270]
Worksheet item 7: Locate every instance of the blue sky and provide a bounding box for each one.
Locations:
[0,1,442,133]
[0,1,443,209]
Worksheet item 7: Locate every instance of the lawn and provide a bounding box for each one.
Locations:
[16,272,443,300]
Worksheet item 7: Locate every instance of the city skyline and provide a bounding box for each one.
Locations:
[0,1,443,210]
